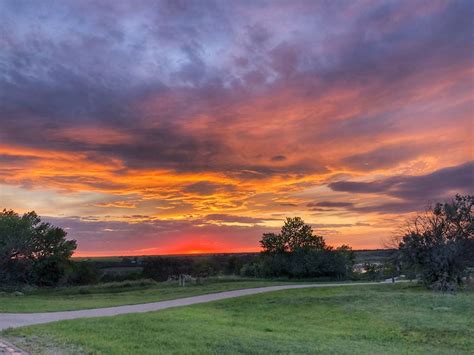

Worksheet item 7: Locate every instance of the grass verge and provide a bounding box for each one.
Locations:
[0,278,296,313]
[4,283,473,354]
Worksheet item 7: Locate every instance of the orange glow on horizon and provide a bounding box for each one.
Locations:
[72,246,262,258]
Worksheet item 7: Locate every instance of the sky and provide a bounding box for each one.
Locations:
[0,0,473,256]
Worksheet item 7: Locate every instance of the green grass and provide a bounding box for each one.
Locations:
[4,284,473,354]
[0,278,294,313]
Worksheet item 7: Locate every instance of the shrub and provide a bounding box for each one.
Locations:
[399,195,473,291]
[67,262,102,285]
[142,257,195,281]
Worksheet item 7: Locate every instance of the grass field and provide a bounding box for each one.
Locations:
[4,283,473,354]
[0,279,294,313]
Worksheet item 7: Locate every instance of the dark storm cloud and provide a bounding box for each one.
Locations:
[100,126,229,171]
[329,162,473,198]
[329,162,474,213]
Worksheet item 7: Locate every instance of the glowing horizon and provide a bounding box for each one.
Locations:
[1,0,473,256]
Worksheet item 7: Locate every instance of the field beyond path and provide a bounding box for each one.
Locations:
[0,282,382,330]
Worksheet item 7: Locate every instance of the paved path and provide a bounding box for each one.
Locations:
[0,281,396,331]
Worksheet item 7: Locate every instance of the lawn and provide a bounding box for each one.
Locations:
[0,279,295,313]
[4,283,473,354]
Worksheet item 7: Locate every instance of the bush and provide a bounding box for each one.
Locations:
[67,262,102,285]
[141,255,255,280]
[100,271,143,283]
[399,195,473,291]
[142,257,195,281]
[240,263,259,277]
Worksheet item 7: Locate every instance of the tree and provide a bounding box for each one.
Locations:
[0,209,77,286]
[255,217,354,279]
[334,245,356,277]
[398,195,473,291]
[260,217,325,254]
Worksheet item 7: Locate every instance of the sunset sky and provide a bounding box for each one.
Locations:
[1,0,473,256]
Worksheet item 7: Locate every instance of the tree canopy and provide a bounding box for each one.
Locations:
[260,217,326,254]
[0,209,77,286]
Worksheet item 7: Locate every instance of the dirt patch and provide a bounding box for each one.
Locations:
[0,338,28,355]
[2,336,85,355]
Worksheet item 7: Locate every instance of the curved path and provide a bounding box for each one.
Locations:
[0,281,395,331]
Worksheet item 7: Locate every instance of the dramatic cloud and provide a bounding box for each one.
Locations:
[329,162,474,213]
[340,144,428,171]
[1,0,472,253]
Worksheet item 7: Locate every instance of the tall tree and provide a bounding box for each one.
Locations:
[260,217,326,254]
[0,209,77,286]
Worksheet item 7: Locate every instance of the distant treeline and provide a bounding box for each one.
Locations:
[142,254,254,281]
[74,248,400,284]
